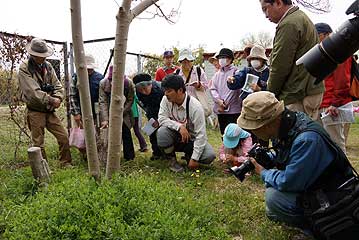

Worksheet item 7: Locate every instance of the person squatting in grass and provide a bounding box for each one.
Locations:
[157,74,216,173]
[219,123,252,170]
[237,91,356,236]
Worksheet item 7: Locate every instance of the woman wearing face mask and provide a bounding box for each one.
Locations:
[227,45,269,101]
[227,45,270,147]
[210,48,241,134]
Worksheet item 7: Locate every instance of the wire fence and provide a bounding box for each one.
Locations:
[0,32,160,166]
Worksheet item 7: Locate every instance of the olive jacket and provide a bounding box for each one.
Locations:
[18,58,64,112]
[268,6,324,105]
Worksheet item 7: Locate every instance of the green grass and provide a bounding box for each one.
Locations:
[1,117,359,239]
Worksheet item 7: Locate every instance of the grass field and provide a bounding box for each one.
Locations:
[0,114,358,239]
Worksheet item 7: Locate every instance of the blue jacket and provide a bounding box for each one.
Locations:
[70,71,104,118]
[227,66,269,100]
[136,81,164,120]
[261,112,353,192]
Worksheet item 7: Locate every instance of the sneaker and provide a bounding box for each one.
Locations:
[169,157,184,173]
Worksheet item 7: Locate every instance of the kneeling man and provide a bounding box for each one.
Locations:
[157,74,216,172]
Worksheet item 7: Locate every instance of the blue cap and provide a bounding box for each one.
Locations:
[315,23,333,34]
[163,50,174,58]
[223,123,250,149]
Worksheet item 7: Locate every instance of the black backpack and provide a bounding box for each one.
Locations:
[299,129,359,240]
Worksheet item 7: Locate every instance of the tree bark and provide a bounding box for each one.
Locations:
[28,147,50,184]
[70,0,101,180]
[106,0,159,179]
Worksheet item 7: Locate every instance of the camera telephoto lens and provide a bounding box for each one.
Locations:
[229,159,254,182]
[297,0,359,83]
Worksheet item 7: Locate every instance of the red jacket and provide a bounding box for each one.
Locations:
[320,57,353,108]
[155,65,178,81]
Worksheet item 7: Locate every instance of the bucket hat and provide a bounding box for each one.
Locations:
[237,91,284,130]
[247,45,268,61]
[223,123,250,149]
[25,38,53,58]
[216,48,234,60]
[178,48,195,62]
[85,54,97,69]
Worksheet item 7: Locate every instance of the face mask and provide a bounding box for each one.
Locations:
[251,60,261,69]
[219,58,228,67]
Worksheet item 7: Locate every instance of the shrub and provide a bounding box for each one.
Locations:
[2,171,230,240]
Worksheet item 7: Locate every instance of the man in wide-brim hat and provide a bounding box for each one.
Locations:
[18,38,72,167]
[236,91,355,233]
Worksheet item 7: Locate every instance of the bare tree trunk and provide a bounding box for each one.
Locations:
[105,0,131,179]
[106,0,159,179]
[70,0,100,180]
[28,147,50,185]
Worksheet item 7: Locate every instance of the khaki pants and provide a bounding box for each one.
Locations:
[27,109,72,164]
[318,108,350,154]
[286,93,323,120]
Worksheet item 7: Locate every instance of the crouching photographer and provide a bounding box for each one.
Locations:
[236,91,359,239]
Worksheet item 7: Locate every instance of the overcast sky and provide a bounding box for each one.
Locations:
[0,0,356,54]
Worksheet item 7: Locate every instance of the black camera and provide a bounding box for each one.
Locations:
[296,0,359,83]
[229,144,277,182]
[41,83,55,93]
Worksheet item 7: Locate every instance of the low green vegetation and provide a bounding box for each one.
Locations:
[1,118,358,240]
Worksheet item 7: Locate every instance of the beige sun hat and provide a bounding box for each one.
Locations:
[237,91,284,130]
[25,38,53,58]
[85,54,97,69]
[208,51,219,64]
[247,45,268,61]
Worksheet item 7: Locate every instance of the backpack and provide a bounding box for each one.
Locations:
[298,128,359,240]
[349,57,359,100]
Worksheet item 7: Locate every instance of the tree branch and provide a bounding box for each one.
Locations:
[295,0,331,13]
[131,0,160,20]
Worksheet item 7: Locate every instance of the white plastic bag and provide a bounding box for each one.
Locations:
[69,127,86,149]
[195,89,212,117]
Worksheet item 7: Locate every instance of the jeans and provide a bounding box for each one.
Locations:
[265,187,307,228]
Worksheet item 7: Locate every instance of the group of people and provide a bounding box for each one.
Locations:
[18,0,359,238]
